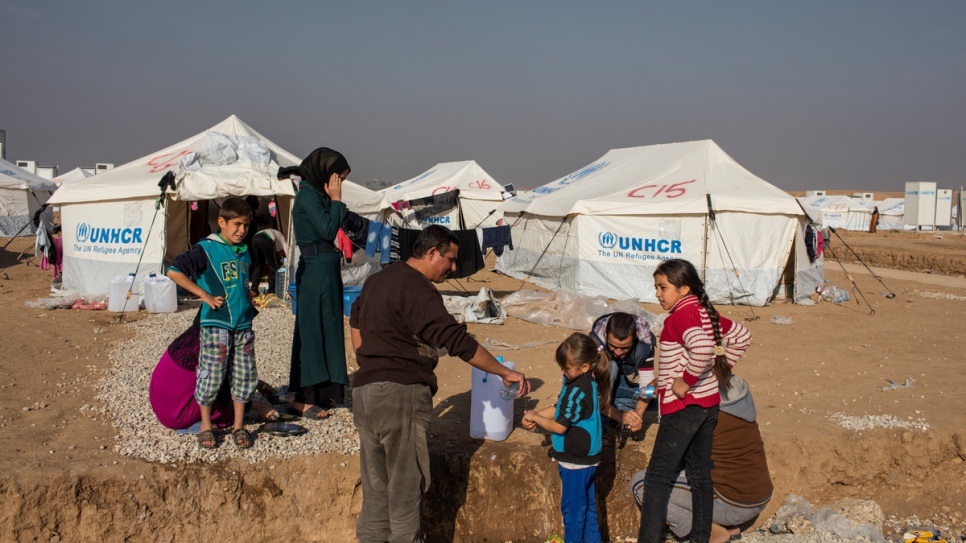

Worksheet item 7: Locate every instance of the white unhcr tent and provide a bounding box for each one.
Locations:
[873,198,913,231]
[0,157,57,236]
[380,160,506,229]
[797,195,872,231]
[48,115,391,296]
[497,140,823,306]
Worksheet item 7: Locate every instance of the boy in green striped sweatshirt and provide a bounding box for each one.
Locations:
[167,197,257,449]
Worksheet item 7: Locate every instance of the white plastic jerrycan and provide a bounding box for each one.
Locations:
[144,273,177,313]
[469,356,515,441]
[108,273,141,313]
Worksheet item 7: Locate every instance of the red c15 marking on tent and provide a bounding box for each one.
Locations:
[627,179,695,199]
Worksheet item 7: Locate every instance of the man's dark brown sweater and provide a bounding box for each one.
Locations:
[349,262,479,395]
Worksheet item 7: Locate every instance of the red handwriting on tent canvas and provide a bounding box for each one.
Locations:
[627,180,695,199]
[468,179,491,190]
[432,186,453,195]
[146,150,193,173]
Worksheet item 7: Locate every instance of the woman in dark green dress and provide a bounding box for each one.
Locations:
[288,148,350,419]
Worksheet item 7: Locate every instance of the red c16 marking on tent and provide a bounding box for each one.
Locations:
[627,179,695,199]
[468,179,491,190]
[147,150,193,174]
[432,186,453,195]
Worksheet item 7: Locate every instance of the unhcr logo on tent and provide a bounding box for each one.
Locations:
[76,223,90,243]
[599,231,618,249]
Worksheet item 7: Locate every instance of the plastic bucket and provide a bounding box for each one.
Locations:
[288,282,297,315]
[343,285,362,317]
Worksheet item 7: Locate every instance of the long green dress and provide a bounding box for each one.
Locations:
[290,181,347,404]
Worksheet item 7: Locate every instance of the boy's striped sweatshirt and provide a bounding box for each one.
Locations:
[657,295,752,416]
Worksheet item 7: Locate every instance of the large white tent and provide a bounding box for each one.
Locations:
[497,140,823,306]
[49,115,390,296]
[380,160,506,229]
[53,167,93,186]
[0,157,57,236]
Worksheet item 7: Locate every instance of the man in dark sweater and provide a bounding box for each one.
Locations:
[349,225,529,543]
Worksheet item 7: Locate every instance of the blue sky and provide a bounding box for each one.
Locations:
[1,1,964,191]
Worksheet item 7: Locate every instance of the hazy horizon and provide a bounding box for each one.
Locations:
[2,2,964,192]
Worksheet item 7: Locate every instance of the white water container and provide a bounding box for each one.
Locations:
[469,357,515,441]
[108,273,141,312]
[144,273,177,313]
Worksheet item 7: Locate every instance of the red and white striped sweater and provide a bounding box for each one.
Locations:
[657,295,752,416]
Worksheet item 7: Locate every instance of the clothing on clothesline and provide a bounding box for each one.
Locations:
[390,227,484,278]
[336,229,354,260]
[410,190,460,224]
[365,221,392,265]
[480,225,513,257]
[393,227,421,263]
[340,210,369,253]
[451,229,484,279]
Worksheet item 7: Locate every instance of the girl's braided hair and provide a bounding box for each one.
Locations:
[654,259,732,389]
[555,332,612,408]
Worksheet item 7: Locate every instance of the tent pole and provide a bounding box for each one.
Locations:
[116,172,174,323]
[517,216,567,290]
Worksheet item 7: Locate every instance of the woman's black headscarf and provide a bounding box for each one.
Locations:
[296,147,351,193]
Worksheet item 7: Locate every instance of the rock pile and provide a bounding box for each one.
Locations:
[87,303,359,464]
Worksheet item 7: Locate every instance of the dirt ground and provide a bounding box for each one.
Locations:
[1,230,965,542]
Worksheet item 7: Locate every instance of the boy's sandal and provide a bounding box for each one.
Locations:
[233,428,253,449]
[198,430,218,449]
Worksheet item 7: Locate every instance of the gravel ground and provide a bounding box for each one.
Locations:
[86,302,359,465]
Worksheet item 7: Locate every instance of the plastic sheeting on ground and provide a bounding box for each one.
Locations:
[442,288,507,324]
[500,289,664,333]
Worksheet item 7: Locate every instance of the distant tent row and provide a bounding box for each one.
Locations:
[496,140,823,306]
[0,157,56,236]
[38,118,825,306]
[379,160,506,229]
[797,195,919,231]
[797,195,873,231]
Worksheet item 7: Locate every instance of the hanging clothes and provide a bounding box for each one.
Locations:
[451,229,484,279]
[409,189,460,224]
[340,210,369,254]
[394,227,421,263]
[480,225,513,257]
[365,221,392,265]
[390,227,484,278]
[336,229,354,260]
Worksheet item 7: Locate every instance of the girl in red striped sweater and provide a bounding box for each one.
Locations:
[638,259,752,543]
